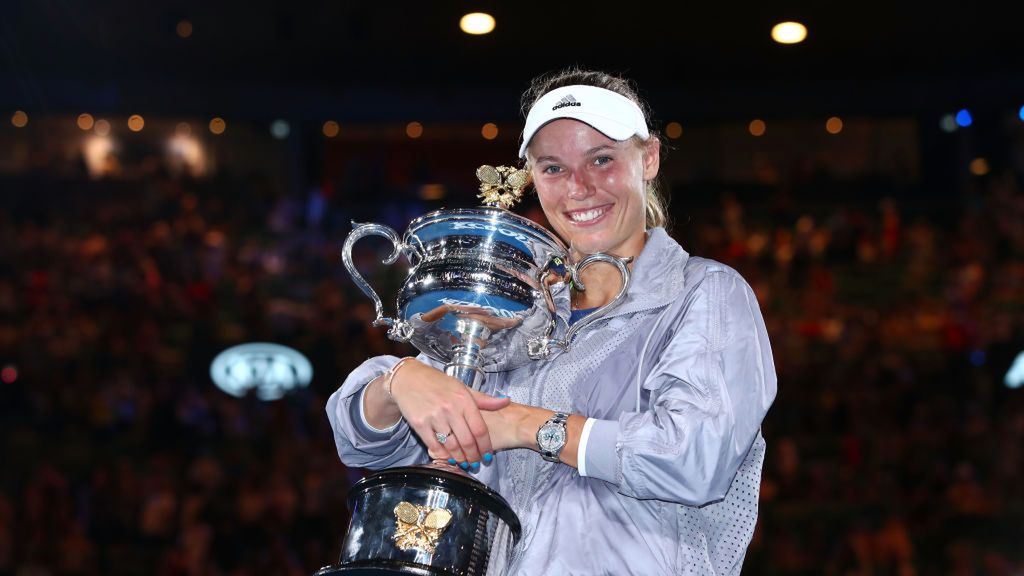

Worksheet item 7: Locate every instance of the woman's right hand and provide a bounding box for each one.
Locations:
[389,359,509,466]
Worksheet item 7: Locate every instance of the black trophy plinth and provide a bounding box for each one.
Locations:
[315,464,520,576]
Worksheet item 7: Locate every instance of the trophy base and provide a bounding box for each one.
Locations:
[314,560,443,575]
[321,464,520,576]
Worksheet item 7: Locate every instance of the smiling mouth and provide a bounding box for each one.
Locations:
[565,205,612,224]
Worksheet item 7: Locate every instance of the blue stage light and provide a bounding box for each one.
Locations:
[955,109,972,128]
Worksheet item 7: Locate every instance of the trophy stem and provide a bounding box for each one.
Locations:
[444,319,491,390]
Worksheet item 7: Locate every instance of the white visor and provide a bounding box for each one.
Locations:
[519,85,650,159]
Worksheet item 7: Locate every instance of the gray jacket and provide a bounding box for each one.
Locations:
[327,228,777,575]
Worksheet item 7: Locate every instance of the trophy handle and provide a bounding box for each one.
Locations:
[564,253,633,345]
[341,221,420,337]
[527,253,633,360]
[526,256,568,360]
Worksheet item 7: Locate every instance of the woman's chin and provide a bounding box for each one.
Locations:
[568,239,613,259]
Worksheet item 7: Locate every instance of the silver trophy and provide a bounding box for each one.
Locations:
[318,166,630,576]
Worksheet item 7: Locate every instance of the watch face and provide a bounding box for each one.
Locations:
[538,424,567,451]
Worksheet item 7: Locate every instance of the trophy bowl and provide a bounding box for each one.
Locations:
[343,204,574,386]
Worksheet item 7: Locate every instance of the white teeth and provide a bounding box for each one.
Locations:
[569,207,606,222]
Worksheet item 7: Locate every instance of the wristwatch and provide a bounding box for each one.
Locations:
[536,412,569,463]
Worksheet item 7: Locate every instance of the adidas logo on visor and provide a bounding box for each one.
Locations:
[551,94,581,110]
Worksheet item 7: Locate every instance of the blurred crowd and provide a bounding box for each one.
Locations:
[0,150,1022,575]
[688,173,1024,575]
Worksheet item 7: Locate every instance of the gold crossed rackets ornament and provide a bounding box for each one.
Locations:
[476,165,529,209]
[392,501,454,553]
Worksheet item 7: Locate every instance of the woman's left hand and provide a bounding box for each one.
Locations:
[469,391,552,452]
[471,392,585,468]
[465,390,525,451]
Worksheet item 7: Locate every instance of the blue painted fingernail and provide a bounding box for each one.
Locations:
[460,462,469,470]
[496,392,507,398]
[447,458,457,465]
[470,462,480,470]
[483,452,493,463]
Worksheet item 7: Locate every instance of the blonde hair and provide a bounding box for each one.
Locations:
[521,68,669,230]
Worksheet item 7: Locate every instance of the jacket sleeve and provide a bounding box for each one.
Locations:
[582,268,777,505]
[325,353,440,470]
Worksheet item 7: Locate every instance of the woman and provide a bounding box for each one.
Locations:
[327,69,777,575]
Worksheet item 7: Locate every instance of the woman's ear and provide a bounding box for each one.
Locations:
[642,138,661,181]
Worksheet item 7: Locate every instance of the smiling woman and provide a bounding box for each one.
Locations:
[520,71,669,233]
[326,68,778,575]
[525,112,656,259]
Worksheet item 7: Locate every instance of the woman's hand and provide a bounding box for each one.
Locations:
[470,395,532,452]
[472,398,554,452]
[474,398,586,469]
[390,360,510,466]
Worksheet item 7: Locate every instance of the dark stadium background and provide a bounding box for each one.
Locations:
[2,2,1023,574]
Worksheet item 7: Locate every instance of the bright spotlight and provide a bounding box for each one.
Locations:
[460,12,495,35]
[771,21,807,44]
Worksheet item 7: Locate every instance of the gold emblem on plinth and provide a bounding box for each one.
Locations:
[392,501,454,554]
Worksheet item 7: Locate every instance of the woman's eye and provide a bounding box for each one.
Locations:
[542,165,562,175]
[594,156,612,166]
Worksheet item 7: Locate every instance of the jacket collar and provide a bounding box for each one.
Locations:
[612,227,689,316]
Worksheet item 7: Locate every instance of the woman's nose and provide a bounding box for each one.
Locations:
[566,171,593,200]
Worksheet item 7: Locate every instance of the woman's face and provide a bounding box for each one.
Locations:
[527,119,660,258]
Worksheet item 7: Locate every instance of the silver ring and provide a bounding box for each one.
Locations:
[435,431,450,445]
